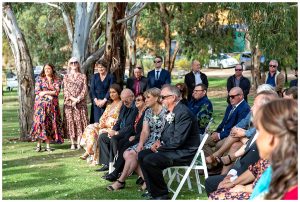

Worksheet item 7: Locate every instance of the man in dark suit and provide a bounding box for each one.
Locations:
[184,60,208,101]
[290,68,298,87]
[203,87,250,157]
[126,66,148,96]
[97,89,138,172]
[138,85,200,200]
[147,56,171,89]
[226,64,251,103]
[204,90,279,195]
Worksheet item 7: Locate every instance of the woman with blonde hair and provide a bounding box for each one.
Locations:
[106,88,167,191]
[63,57,89,150]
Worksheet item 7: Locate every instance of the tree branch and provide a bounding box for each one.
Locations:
[90,10,106,32]
[117,2,147,24]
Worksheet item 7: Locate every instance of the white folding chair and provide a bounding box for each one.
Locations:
[166,133,209,200]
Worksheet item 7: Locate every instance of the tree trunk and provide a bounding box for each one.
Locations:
[159,3,171,71]
[2,3,35,140]
[252,44,262,90]
[72,2,96,74]
[126,14,139,77]
[169,40,180,73]
[105,3,127,85]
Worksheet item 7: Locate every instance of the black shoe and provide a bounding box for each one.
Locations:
[142,191,151,198]
[148,194,170,200]
[136,176,144,185]
[102,173,118,182]
[95,165,109,172]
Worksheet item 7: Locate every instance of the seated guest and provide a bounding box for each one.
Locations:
[204,90,278,195]
[175,83,188,106]
[102,93,147,182]
[106,88,166,191]
[206,91,278,174]
[97,89,138,172]
[188,84,213,134]
[283,86,297,99]
[203,87,250,157]
[138,85,200,199]
[126,66,148,96]
[289,68,297,87]
[79,84,122,164]
[250,99,297,200]
[209,158,270,200]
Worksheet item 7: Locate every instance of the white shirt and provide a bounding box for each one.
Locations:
[155,68,162,80]
[194,71,202,85]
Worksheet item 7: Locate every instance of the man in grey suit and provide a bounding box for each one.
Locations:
[138,85,200,200]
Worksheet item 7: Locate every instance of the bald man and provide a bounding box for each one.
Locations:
[184,60,208,101]
[203,87,250,158]
[97,89,138,172]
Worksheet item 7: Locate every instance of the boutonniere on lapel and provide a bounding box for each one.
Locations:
[165,112,175,124]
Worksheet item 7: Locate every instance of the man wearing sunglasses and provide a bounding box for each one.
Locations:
[203,87,250,162]
[147,55,171,89]
[261,60,284,97]
[226,64,250,103]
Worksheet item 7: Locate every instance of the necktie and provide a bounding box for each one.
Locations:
[228,106,236,119]
[156,71,159,80]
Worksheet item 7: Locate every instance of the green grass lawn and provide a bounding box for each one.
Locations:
[2,79,253,200]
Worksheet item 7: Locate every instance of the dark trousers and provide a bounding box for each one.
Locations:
[112,138,138,174]
[98,133,125,165]
[204,174,226,196]
[138,149,174,197]
[93,105,105,124]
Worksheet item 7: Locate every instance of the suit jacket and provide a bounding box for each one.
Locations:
[126,76,148,95]
[216,100,250,139]
[147,69,171,89]
[112,103,138,138]
[290,79,298,87]
[227,75,251,102]
[90,73,115,102]
[157,103,200,164]
[184,71,209,101]
[132,110,146,141]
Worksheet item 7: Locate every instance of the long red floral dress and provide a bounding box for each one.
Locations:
[63,73,89,140]
[30,76,64,143]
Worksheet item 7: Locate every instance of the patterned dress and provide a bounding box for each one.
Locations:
[129,107,167,151]
[80,101,122,163]
[63,73,89,139]
[30,76,64,143]
[209,159,270,200]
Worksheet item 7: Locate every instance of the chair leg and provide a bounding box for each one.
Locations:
[194,169,202,194]
[186,168,192,190]
[172,167,193,200]
[200,151,209,179]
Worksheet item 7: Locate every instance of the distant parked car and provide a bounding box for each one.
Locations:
[208,53,239,69]
[239,52,266,70]
[6,76,18,91]
[33,65,43,79]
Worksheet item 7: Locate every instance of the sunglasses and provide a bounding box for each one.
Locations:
[70,61,79,65]
[235,69,243,71]
[269,65,277,68]
[229,94,240,99]
[154,61,162,64]
[160,94,173,100]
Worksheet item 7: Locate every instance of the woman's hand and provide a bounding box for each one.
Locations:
[129,136,135,142]
[229,184,246,192]
[136,144,144,153]
[39,91,46,97]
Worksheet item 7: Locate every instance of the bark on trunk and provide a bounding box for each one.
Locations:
[105,3,127,85]
[2,3,35,140]
[252,44,262,90]
[169,41,180,73]
[159,3,171,71]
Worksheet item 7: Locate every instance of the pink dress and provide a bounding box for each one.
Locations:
[63,73,89,139]
[30,76,64,143]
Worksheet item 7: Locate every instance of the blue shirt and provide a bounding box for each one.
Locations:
[188,96,213,134]
[250,166,272,200]
[266,72,276,87]
[235,112,256,138]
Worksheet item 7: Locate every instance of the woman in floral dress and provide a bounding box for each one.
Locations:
[63,57,89,150]
[30,63,64,152]
[208,159,270,200]
[79,84,122,165]
[107,88,167,191]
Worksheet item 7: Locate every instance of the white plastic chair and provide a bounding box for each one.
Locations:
[166,133,209,200]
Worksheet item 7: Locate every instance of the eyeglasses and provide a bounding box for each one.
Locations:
[70,61,78,65]
[154,61,162,64]
[235,69,243,71]
[229,94,240,99]
[160,94,173,100]
[193,89,204,92]
[269,65,277,68]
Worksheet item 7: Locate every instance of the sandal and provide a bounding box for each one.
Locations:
[216,155,233,166]
[79,152,90,160]
[205,155,217,165]
[45,147,53,152]
[35,146,42,152]
[106,180,126,191]
[70,144,76,150]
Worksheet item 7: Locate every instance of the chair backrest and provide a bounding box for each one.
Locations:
[199,133,209,151]
[204,117,214,134]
